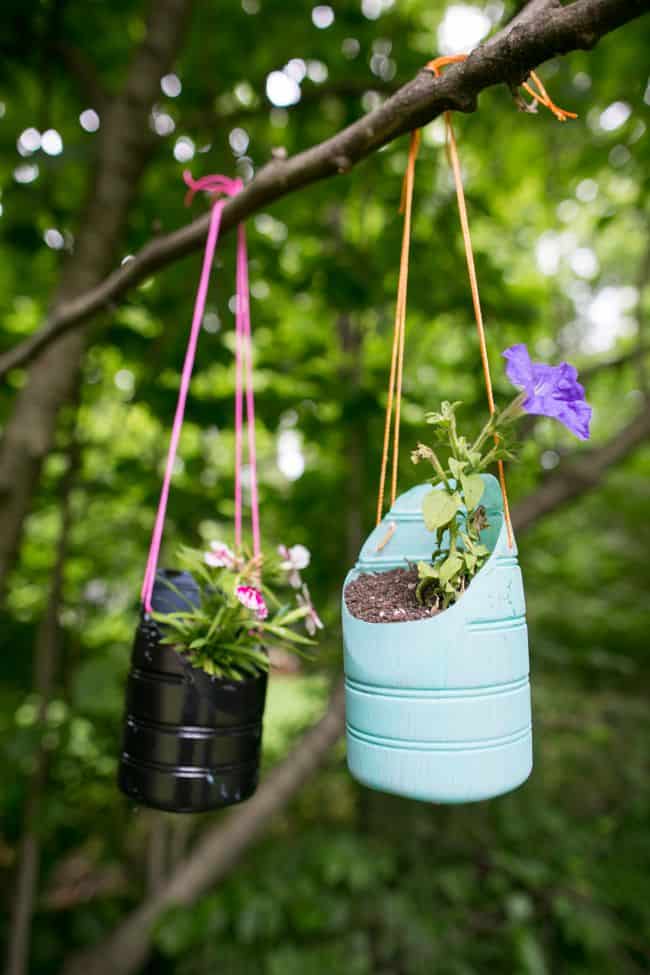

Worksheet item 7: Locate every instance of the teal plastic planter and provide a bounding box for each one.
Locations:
[342,474,532,804]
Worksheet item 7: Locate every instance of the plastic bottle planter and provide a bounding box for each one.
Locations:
[342,474,532,804]
[118,570,267,813]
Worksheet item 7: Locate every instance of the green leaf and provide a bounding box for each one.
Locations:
[261,624,315,646]
[417,561,439,580]
[460,474,485,511]
[422,490,460,531]
[439,553,463,585]
[274,606,309,627]
[449,457,467,479]
[206,606,226,641]
[416,576,437,605]
[463,552,477,572]
[442,400,462,418]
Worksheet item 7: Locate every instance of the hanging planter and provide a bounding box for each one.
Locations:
[342,61,589,804]
[343,474,532,804]
[119,570,268,812]
[118,175,322,813]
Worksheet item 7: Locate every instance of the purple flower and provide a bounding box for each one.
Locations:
[503,343,592,440]
[235,585,268,621]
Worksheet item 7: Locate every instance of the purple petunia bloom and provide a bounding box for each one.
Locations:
[503,343,592,440]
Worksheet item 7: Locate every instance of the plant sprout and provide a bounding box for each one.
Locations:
[411,344,591,609]
[151,541,322,680]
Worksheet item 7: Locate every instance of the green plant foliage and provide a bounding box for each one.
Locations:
[150,543,320,678]
[412,399,510,607]
[413,362,588,609]
[1,2,650,973]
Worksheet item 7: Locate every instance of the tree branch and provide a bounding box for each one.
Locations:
[1,0,646,379]
[61,397,650,975]
[5,434,79,975]
[580,343,650,383]
[512,398,650,530]
[0,0,194,601]
[62,680,346,975]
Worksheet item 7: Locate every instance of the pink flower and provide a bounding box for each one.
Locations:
[297,584,323,637]
[278,544,311,589]
[235,585,268,621]
[204,541,238,570]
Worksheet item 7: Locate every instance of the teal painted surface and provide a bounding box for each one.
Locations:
[342,474,532,804]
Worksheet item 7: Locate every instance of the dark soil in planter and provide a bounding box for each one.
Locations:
[344,567,442,624]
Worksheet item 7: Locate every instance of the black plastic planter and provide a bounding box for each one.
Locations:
[118,570,267,813]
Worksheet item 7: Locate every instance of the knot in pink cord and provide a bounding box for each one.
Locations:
[183,171,244,207]
[141,170,259,614]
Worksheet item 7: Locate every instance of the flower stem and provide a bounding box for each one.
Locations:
[470,414,497,454]
[478,444,500,470]
[449,412,461,458]
[498,392,527,425]
[428,447,453,491]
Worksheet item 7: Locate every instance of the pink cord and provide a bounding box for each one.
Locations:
[141,172,260,613]
[236,223,261,557]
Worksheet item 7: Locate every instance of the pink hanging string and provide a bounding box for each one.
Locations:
[235,222,261,556]
[141,172,260,613]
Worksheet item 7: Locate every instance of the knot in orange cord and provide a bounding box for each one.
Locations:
[375,52,576,537]
[425,54,577,122]
[421,52,578,550]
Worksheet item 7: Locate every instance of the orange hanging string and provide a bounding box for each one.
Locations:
[375,53,575,537]
[376,129,421,525]
[523,70,577,122]
[443,100,515,548]
[425,55,576,548]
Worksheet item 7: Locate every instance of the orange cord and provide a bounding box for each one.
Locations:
[375,53,575,539]
[523,70,577,122]
[376,129,421,525]
[443,103,514,547]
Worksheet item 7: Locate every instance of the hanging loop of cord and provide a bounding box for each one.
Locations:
[374,54,575,535]
[376,129,421,526]
[426,55,513,548]
[422,55,576,548]
[141,172,260,613]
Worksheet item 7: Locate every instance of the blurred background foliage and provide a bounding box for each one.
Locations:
[1,0,649,972]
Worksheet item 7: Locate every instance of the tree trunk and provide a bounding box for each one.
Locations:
[61,680,346,975]
[5,441,77,975]
[0,0,194,600]
[60,400,650,975]
[146,815,170,897]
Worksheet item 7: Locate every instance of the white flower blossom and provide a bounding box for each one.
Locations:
[278,543,311,588]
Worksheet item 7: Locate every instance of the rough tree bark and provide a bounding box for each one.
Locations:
[0,2,645,972]
[0,0,645,602]
[0,0,646,381]
[0,0,193,600]
[60,400,650,975]
[5,440,78,975]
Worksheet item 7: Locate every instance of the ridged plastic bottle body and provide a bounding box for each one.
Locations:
[118,570,267,813]
[342,476,532,803]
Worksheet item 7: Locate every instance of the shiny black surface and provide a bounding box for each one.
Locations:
[118,755,260,813]
[118,570,267,813]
